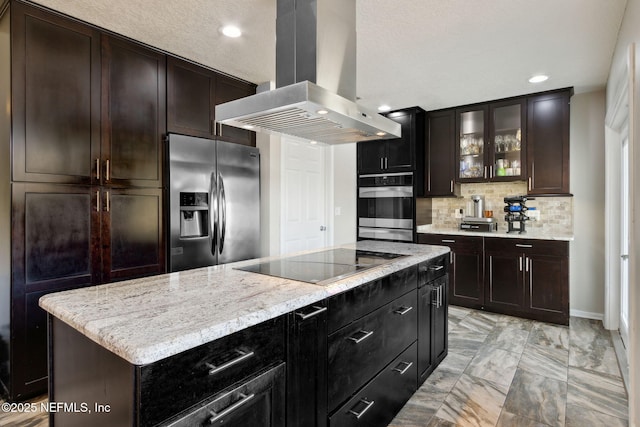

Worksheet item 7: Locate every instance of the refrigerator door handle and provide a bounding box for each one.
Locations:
[219,172,227,254]
[210,171,218,256]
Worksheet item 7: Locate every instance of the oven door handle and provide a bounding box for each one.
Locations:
[358,186,413,198]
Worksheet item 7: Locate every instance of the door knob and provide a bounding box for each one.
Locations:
[320,225,326,231]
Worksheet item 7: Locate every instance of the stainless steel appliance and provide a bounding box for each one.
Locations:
[357,172,414,242]
[168,134,260,272]
[236,249,405,285]
[215,0,401,144]
[460,194,497,232]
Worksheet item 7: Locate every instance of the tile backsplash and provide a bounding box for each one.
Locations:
[421,182,573,235]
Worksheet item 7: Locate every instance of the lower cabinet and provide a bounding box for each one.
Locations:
[419,233,569,325]
[287,302,328,427]
[417,255,449,385]
[329,343,417,427]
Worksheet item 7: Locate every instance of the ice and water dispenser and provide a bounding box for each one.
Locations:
[179,192,209,238]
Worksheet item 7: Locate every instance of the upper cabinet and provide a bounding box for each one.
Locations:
[101,36,166,188]
[11,1,101,184]
[527,90,572,195]
[167,56,257,146]
[425,109,458,197]
[357,107,425,175]
[456,99,526,183]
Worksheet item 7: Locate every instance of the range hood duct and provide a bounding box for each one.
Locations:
[215,0,401,144]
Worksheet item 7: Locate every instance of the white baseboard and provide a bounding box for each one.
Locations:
[570,309,604,320]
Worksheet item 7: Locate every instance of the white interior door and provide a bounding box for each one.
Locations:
[281,138,327,254]
[620,136,630,348]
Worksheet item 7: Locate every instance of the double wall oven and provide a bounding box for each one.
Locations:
[357,172,415,242]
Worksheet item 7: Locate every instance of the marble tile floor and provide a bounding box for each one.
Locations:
[0,306,629,427]
[390,306,629,427]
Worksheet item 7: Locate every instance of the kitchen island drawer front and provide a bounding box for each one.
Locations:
[418,253,449,284]
[328,290,417,410]
[329,342,417,427]
[139,317,285,427]
[328,266,417,334]
[163,363,285,427]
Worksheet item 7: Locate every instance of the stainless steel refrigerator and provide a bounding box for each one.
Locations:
[167,134,260,272]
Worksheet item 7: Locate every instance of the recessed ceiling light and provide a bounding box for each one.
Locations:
[378,105,391,112]
[309,140,318,145]
[528,75,549,83]
[317,109,329,115]
[221,25,242,38]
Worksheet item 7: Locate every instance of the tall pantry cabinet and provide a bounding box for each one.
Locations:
[1,1,165,400]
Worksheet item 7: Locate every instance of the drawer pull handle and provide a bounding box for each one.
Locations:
[429,265,444,271]
[515,244,533,248]
[295,305,327,320]
[208,393,255,424]
[347,330,374,344]
[442,239,456,243]
[206,350,254,376]
[348,398,375,419]
[393,306,413,316]
[392,361,413,375]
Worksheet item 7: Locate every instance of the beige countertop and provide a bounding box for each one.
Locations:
[417,225,574,241]
[39,241,449,365]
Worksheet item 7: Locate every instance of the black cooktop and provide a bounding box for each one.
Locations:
[235,248,406,285]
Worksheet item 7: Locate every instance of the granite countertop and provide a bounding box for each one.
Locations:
[417,225,574,241]
[39,240,449,366]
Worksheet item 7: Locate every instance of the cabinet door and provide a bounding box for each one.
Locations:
[525,247,569,325]
[432,276,448,364]
[385,110,415,172]
[101,36,165,188]
[456,106,488,182]
[426,110,456,196]
[484,241,525,314]
[527,91,571,195]
[11,2,101,184]
[287,303,328,427]
[101,187,164,282]
[215,74,256,146]
[489,99,526,181]
[357,140,386,173]
[11,183,99,398]
[167,56,216,138]
[417,285,433,384]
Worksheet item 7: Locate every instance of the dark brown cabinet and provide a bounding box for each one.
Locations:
[357,108,425,180]
[167,57,257,146]
[5,2,166,400]
[527,89,572,195]
[10,1,101,185]
[101,36,165,188]
[418,234,484,309]
[287,302,328,427]
[484,238,569,325]
[425,109,458,196]
[456,99,526,183]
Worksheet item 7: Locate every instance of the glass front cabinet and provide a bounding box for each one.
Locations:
[456,99,526,182]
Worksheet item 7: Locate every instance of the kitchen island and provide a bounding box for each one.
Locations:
[40,241,450,426]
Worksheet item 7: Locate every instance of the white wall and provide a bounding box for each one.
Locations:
[257,133,282,257]
[330,144,357,245]
[606,0,640,422]
[569,90,607,318]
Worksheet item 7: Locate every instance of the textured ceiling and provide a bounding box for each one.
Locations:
[31,0,627,112]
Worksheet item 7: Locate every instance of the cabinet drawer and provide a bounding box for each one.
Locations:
[328,290,417,410]
[139,317,285,426]
[328,266,417,334]
[329,342,417,427]
[484,237,568,257]
[164,363,286,427]
[418,254,449,285]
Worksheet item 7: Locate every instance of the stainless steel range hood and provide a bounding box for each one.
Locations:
[215,0,401,144]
